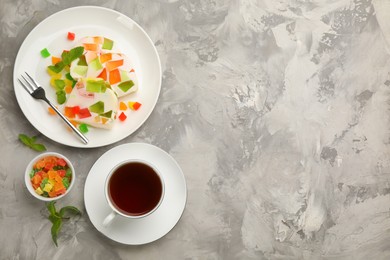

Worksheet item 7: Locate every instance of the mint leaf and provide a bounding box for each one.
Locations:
[62,46,84,65]
[46,202,81,247]
[51,217,62,247]
[48,46,84,74]
[48,61,65,73]
[47,201,57,216]
[59,206,81,218]
[48,214,60,223]
[31,143,46,152]
[18,134,32,146]
[19,134,47,152]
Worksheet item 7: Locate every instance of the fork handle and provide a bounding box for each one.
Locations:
[45,99,89,144]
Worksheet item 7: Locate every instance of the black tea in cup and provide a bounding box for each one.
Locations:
[108,161,163,216]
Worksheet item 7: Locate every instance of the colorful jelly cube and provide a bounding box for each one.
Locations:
[102,37,114,50]
[118,112,127,121]
[89,101,105,114]
[119,101,127,111]
[67,32,75,41]
[40,48,51,58]
[118,80,134,92]
[128,101,142,111]
[79,123,89,133]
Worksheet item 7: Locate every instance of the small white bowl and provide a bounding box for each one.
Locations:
[25,152,75,202]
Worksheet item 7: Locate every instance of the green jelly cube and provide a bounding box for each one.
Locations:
[78,123,89,134]
[65,73,77,87]
[89,57,103,71]
[100,110,112,118]
[77,55,88,66]
[120,70,130,82]
[89,101,105,114]
[118,80,134,92]
[62,177,70,189]
[73,65,88,77]
[65,168,72,177]
[40,48,50,58]
[29,170,35,179]
[56,90,66,104]
[40,178,49,189]
[86,79,107,93]
[54,79,65,90]
[102,38,114,50]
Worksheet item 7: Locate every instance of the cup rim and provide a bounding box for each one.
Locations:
[104,159,165,219]
[25,152,75,202]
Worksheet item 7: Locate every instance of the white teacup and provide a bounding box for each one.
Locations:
[103,159,165,226]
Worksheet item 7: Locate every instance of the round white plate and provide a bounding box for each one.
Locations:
[84,143,187,245]
[13,6,161,148]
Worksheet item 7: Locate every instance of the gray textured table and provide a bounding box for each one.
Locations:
[1,0,390,259]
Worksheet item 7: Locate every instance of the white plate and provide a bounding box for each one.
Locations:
[84,143,187,245]
[13,6,161,148]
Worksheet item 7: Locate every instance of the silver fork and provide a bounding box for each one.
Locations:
[18,72,89,144]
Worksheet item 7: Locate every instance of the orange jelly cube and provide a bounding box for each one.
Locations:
[34,159,46,169]
[44,156,57,165]
[93,36,103,44]
[53,182,66,192]
[55,175,63,183]
[64,85,73,94]
[48,107,56,115]
[48,191,57,198]
[64,106,76,118]
[97,68,107,81]
[106,59,123,71]
[101,117,108,124]
[83,43,98,51]
[100,53,112,63]
[48,170,58,179]
[31,175,42,185]
[109,69,121,85]
[51,56,61,65]
[119,101,127,111]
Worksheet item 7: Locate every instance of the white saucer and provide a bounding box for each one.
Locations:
[84,143,187,245]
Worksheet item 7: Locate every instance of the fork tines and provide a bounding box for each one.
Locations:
[18,72,40,94]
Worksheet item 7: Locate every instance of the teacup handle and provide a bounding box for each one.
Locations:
[103,211,117,227]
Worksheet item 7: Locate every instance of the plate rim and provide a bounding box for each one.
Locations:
[83,142,187,245]
[13,6,162,148]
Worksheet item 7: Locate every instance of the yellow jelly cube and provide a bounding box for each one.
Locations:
[50,78,61,88]
[43,183,53,193]
[35,187,43,195]
[64,78,73,87]
[48,179,56,186]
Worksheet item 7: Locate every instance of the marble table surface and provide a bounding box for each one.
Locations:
[1,0,390,259]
